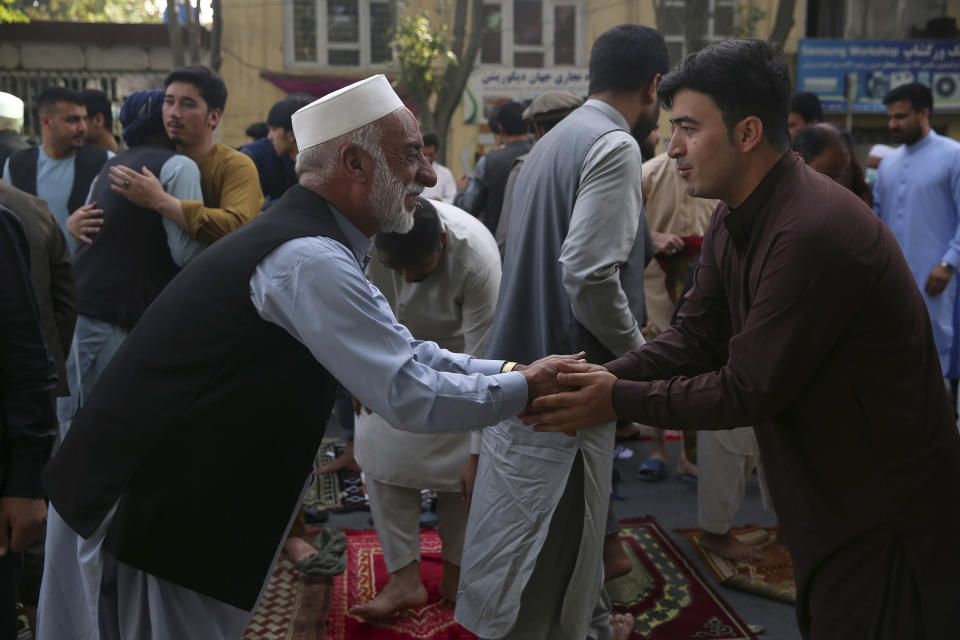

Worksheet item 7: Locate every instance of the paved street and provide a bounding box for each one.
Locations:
[324,418,802,639]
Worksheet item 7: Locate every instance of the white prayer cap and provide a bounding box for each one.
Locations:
[0,92,24,120]
[868,144,894,159]
[292,75,404,151]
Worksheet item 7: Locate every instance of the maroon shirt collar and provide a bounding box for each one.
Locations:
[723,151,798,250]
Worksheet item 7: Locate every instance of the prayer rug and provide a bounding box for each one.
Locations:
[305,440,344,511]
[305,440,368,513]
[608,517,758,639]
[327,529,475,639]
[678,525,796,605]
[242,554,334,640]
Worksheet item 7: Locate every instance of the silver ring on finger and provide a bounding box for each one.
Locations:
[122,180,131,189]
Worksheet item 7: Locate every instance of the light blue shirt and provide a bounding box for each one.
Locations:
[248,205,528,433]
[85,153,209,267]
[874,130,960,377]
[3,147,115,255]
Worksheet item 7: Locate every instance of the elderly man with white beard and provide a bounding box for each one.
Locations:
[36,75,577,640]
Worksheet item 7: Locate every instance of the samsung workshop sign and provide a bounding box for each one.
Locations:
[797,39,960,113]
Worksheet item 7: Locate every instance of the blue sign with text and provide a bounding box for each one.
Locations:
[797,39,960,113]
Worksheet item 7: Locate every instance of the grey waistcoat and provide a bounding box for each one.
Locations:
[483,103,648,364]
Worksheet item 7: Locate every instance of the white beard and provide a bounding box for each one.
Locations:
[368,148,423,234]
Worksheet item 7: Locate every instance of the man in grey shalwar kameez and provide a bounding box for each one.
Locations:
[455,25,669,640]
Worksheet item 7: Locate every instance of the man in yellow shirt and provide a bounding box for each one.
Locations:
[102,65,263,241]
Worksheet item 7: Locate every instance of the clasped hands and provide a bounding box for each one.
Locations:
[517,354,618,434]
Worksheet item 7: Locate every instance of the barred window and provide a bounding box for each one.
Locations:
[661,0,737,66]
[286,0,395,67]
[480,0,583,68]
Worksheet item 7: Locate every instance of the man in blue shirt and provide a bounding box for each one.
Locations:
[874,83,960,384]
[3,87,111,256]
[241,95,312,209]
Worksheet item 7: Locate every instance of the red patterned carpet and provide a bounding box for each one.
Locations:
[245,520,757,639]
[242,555,333,640]
[327,529,475,640]
[608,518,758,639]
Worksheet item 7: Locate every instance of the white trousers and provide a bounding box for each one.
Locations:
[364,477,467,574]
[38,478,310,639]
[37,505,252,640]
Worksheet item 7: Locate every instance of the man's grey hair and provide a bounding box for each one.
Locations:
[296,121,383,190]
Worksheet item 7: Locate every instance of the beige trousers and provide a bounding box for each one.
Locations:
[365,477,467,574]
[697,428,771,534]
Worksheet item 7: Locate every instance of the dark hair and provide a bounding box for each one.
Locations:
[588,24,669,95]
[495,102,527,136]
[659,39,792,151]
[794,123,873,206]
[537,116,567,134]
[375,198,442,266]
[164,65,228,112]
[833,125,872,206]
[245,122,268,139]
[82,89,113,130]
[37,86,85,116]
[266,95,313,132]
[790,91,823,123]
[487,112,498,135]
[883,82,933,114]
[791,124,840,164]
[422,132,440,149]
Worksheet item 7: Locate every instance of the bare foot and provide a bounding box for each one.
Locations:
[603,533,632,582]
[610,612,634,640]
[438,559,460,603]
[349,562,428,620]
[316,440,360,474]
[284,536,318,564]
[675,459,698,478]
[700,531,762,562]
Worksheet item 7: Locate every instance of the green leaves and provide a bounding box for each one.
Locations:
[391,12,456,103]
[4,0,162,23]
[0,0,28,23]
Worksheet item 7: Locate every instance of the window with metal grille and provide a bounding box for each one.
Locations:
[479,0,584,68]
[659,0,737,66]
[286,0,396,67]
[0,70,161,140]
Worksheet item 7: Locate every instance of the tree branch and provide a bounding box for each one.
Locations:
[769,0,797,51]
[166,0,184,68]
[210,0,223,71]
[450,0,468,63]
[189,0,201,63]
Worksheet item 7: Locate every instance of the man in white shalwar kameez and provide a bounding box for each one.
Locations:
[351,198,502,619]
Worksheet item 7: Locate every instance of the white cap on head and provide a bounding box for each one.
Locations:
[0,92,24,120]
[292,75,404,151]
[868,143,894,159]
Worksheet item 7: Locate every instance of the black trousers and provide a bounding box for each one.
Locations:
[0,551,23,640]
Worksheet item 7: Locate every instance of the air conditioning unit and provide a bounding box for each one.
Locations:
[888,70,915,89]
[933,73,960,100]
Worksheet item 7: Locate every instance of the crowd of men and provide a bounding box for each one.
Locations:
[0,20,958,640]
